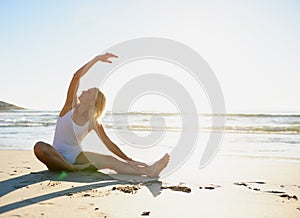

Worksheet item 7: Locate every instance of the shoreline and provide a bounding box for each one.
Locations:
[0,150,300,217]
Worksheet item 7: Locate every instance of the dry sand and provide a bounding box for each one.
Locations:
[0,150,300,217]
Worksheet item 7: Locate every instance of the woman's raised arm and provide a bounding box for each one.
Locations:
[60,53,118,117]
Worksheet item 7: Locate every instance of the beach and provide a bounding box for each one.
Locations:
[0,150,299,217]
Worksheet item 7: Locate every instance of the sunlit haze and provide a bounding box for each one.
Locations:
[1,1,299,113]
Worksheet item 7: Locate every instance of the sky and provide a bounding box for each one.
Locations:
[0,0,299,113]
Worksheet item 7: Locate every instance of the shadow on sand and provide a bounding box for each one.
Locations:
[0,170,163,214]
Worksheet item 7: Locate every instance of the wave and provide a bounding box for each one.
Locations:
[0,123,56,127]
[106,111,300,117]
[2,110,300,134]
[2,110,300,118]
[103,124,181,132]
[217,113,300,118]
[0,110,59,115]
[106,111,180,116]
[216,125,300,134]
[0,119,56,127]
[0,110,58,128]
[103,124,300,134]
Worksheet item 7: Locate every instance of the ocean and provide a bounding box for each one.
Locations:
[0,110,300,163]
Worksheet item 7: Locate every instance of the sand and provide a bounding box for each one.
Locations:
[0,150,300,218]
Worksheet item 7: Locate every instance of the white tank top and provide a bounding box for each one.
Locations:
[53,109,89,164]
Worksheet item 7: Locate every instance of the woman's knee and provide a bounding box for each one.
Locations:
[34,141,50,159]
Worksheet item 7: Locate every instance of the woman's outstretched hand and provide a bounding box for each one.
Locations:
[96,52,118,63]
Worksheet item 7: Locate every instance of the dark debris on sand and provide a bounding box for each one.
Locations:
[265,190,285,194]
[162,185,191,193]
[234,181,266,187]
[234,182,248,187]
[112,185,140,194]
[141,211,151,216]
[279,194,298,200]
[234,181,298,201]
[199,184,221,190]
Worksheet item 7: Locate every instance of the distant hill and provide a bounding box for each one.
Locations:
[0,101,26,110]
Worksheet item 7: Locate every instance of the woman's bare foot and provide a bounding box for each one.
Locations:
[147,153,170,178]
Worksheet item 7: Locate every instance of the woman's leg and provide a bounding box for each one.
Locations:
[75,152,169,178]
[33,141,77,171]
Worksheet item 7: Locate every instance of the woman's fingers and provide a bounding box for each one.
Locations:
[105,52,118,58]
[98,53,118,63]
[110,53,118,58]
[128,160,149,169]
[135,161,149,167]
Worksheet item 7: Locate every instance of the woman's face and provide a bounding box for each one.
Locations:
[78,88,97,106]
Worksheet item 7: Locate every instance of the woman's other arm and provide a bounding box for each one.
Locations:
[93,122,149,169]
[94,122,132,161]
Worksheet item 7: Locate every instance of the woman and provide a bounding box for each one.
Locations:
[34,53,170,178]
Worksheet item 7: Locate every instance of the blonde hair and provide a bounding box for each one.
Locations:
[94,89,106,122]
